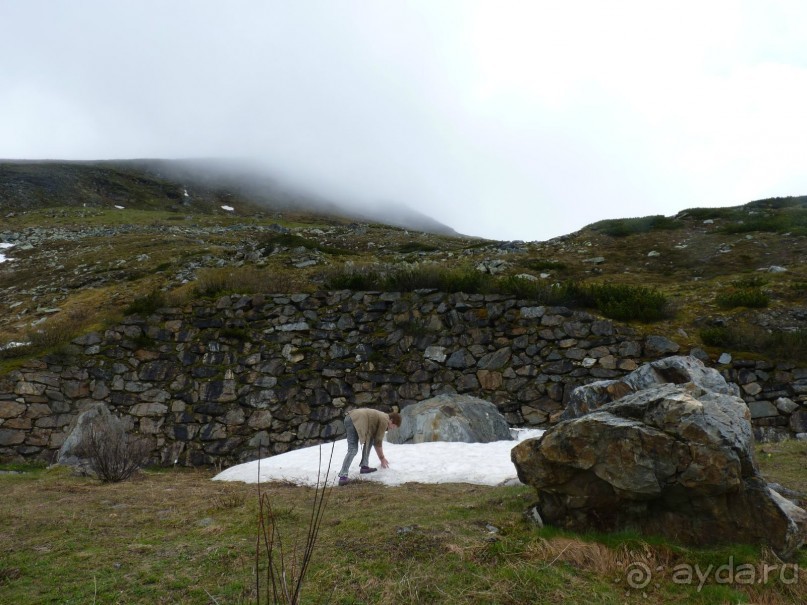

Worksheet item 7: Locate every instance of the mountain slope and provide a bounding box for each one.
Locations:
[1,161,806,364]
[0,159,459,235]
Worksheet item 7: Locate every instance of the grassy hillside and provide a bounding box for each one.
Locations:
[2,166,807,365]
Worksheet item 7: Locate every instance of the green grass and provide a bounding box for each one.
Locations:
[1,449,805,605]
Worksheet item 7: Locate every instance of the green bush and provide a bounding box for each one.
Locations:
[323,267,670,321]
[700,325,807,362]
[715,287,769,309]
[521,259,567,272]
[721,201,807,235]
[324,265,496,294]
[678,207,741,221]
[746,195,807,211]
[195,266,292,297]
[125,290,166,315]
[398,242,439,253]
[731,275,768,289]
[588,215,683,237]
[577,283,671,322]
[261,233,350,256]
[323,266,384,290]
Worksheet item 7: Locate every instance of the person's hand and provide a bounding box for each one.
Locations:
[380,457,390,469]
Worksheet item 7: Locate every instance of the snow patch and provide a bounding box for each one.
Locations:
[0,242,13,264]
[221,205,235,212]
[213,428,544,487]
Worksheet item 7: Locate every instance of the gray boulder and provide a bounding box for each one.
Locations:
[512,372,807,559]
[56,403,114,469]
[387,394,512,444]
[562,355,740,419]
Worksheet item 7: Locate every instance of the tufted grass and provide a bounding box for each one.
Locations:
[1,441,806,605]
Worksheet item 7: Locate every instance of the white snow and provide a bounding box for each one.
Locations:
[0,242,13,264]
[213,428,544,487]
[220,205,235,212]
[114,205,125,210]
[0,341,29,351]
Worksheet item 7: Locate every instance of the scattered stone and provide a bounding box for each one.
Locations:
[643,335,679,356]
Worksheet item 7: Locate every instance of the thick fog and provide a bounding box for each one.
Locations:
[1,1,806,240]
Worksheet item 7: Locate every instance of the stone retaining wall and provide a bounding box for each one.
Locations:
[1,290,806,466]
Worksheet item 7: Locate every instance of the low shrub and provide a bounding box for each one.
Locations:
[576,283,671,322]
[721,202,807,235]
[261,233,350,256]
[588,215,683,237]
[195,266,293,297]
[26,313,87,351]
[398,242,439,253]
[76,414,151,483]
[785,281,807,301]
[715,287,769,309]
[125,290,166,315]
[323,267,671,321]
[324,265,496,294]
[323,265,384,290]
[700,325,807,362]
[677,207,742,221]
[521,259,567,272]
[731,275,768,289]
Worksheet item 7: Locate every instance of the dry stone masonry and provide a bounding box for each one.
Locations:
[1,290,806,466]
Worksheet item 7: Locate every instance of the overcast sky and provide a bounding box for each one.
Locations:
[2,1,806,241]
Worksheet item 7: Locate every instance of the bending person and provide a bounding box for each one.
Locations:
[338,408,401,486]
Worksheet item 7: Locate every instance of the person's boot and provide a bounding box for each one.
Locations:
[360,466,377,474]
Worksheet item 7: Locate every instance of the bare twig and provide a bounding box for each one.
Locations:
[255,442,336,604]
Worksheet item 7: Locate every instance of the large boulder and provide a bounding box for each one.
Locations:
[512,365,807,559]
[387,394,512,444]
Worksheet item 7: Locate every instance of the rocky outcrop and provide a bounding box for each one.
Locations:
[512,361,807,559]
[386,394,511,444]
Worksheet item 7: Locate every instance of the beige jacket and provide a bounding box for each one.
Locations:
[348,408,390,447]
